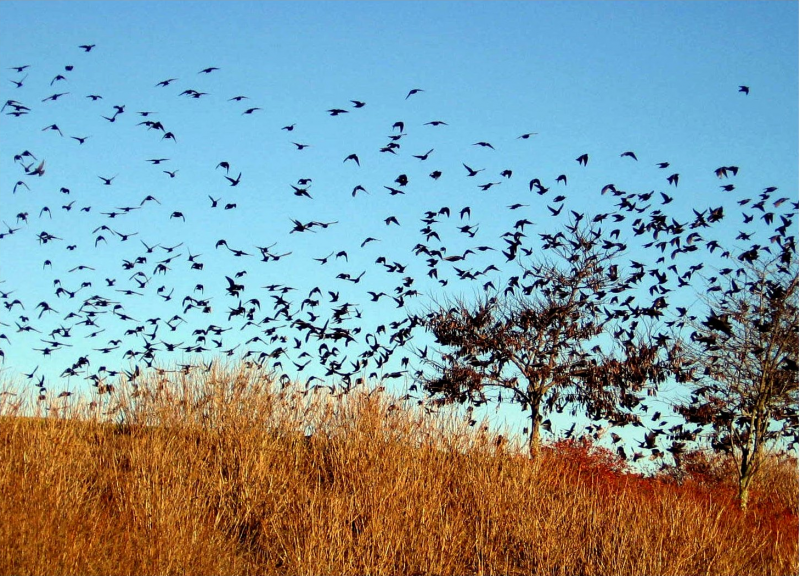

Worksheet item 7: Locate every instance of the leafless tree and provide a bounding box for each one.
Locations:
[673,244,798,509]
[418,217,679,460]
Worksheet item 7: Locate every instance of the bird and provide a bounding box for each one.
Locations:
[739,85,750,95]
[344,154,360,166]
[621,151,638,161]
[463,164,484,177]
[405,88,424,99]
[198,66,220,74]
[576,153,589,166]
[79,44,96,52]
[42,124,63,136]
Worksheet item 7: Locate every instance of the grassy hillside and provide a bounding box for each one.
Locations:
[0,365,796,575]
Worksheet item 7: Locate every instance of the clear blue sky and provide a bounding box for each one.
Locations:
[1,2,797,450]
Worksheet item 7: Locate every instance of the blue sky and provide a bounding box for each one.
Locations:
[0,1,797,450]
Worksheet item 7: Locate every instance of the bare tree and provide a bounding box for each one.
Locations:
[674,244,798,509]
[418,217,678,460]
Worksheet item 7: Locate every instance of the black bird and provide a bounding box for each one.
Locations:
[225,172,242,186]
[576,153,589,166]
[473,141,494,150]
[9,74,28,88]
[463,163,484,177]
[351,100,366,108]
[79,44,96,52]
[344,153,360,166]
[155,78,178,87]
[42,92,69,102]
[406,88,424,99]
[738,85,749,95]
[198,67,220,74]
[42,124,63,136]
[621,151,638,161]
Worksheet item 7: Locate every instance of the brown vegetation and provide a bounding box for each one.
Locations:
[0,364,796,576]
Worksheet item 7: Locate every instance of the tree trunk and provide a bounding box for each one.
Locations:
[528,392,543,461]
[738,475,752,511]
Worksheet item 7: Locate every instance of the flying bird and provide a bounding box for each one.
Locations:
[738,85,749,95]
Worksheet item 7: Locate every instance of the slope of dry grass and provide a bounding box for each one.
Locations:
[0,364,796,575]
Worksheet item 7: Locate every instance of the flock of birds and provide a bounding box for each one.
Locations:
[1,44,796,458]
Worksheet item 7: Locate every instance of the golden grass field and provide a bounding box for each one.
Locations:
[0,364,796,576]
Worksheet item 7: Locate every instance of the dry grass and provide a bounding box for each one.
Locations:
[0,363,796,575]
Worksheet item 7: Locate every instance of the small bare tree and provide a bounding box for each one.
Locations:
[674,245,798,509]
[419,217,678,460]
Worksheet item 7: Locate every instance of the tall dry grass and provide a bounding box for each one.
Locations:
[0,363,796,575]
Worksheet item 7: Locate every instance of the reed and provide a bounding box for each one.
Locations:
[0,364,796,575]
